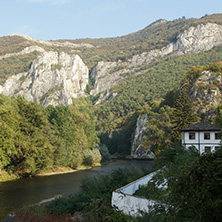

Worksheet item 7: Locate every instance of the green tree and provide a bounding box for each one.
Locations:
[0,95,54,176]
[44,104,99,168]
[0,95,20,170]
[169,149,222,222]
[14,97,54,175]
[172,91,200,140]
[143,106,175,153]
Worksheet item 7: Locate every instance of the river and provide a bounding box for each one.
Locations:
[0,159,153,217]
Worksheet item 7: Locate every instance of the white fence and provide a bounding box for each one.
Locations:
[111,171,158,217]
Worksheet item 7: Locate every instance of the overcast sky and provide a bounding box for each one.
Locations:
[0,0,221,40]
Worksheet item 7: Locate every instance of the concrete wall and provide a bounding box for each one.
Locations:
[111,172,158,217]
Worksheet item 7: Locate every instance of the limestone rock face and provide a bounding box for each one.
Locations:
[90,23,222,99]
[189,70,222,120]
[90,61,127,96]
[1,51,88,106]
[174,23,222,54]
[131,114,155,159]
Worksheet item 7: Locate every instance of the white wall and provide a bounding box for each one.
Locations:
[111,171,159,217]
[111,191,157,217]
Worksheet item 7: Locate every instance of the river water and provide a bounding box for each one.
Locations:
[0,159,153,217]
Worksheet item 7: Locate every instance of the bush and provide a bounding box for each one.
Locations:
[44,196,77,215]
[99,144,110,161]
[169,148,222,222]
[82,149,101,166]
[69,151,83,169]
[12,207,72,222]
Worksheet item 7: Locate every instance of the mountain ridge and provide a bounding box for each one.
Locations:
[1,14,222,110]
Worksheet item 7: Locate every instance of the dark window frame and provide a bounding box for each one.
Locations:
[189,132,195,140]
[215,132,219,140]
[204,132,210,140]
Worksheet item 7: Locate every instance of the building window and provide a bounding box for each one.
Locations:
[204,132,210,140]
[189,132,195,140]
[204,146,211,153]
[215,133,219,140]
[215,146,220,151]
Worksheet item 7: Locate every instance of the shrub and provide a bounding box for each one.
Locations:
[82,148,101,166]
[99,144,111,161]
[12,207,72,222]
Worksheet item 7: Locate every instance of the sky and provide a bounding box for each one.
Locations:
[0,0,221,41]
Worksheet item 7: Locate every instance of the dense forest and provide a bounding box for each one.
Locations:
[0,95,102,178]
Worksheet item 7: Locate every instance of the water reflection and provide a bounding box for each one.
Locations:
[0,159,153,216]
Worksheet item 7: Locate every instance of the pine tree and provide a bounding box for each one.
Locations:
[172,91,200,140]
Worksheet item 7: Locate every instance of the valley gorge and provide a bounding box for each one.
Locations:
[1,14,222,160]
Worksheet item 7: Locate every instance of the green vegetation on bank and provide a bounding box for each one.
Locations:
[0,95,101,179]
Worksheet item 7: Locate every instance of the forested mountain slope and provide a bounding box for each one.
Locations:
[1,13,222,132]
[0,13,222,79]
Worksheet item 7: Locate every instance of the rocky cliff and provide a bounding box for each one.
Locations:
[131,114,155,159]
[189,70,222,120]
[1,21,222,106]
[90,23,222,100]
[0,51,88,106]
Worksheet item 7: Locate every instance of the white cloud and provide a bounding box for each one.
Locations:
[22,0,73,5]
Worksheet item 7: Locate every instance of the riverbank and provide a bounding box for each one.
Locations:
[36,164,101,177]
[0,163,101,182]
[0,159,153,218]
[0,171,19,182]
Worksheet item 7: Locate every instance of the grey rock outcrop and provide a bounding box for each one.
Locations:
[131,114,155,159]
[129,23,222,67]
[90,23,222,99]
[174,23,222,54]
[90,61,128,96]
[188,70,222,120]
[0,51,88,106]
[12,34,94,49]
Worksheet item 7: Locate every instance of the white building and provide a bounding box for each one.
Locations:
[181,123,221,154]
